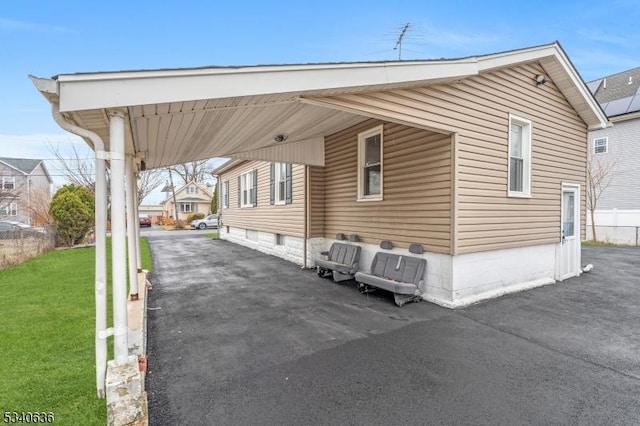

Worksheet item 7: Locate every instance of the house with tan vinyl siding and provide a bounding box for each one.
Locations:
[217,43,608,307]
[160,180,213,222]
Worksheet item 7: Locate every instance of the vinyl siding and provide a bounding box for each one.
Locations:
[219,160,305,237]
[311,62,588,253]
[588,118,640,210]
[307,166,325,238]
[319,119,452,253]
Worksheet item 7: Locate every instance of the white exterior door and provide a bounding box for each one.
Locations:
[557,184,581,280]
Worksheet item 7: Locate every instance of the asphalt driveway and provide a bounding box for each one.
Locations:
[145,235,640,425]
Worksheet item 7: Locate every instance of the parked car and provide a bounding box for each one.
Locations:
[0,221,44,237]
[139,215,152,227]
[190,214,218,230]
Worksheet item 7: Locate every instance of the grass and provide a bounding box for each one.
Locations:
[582,239,618,247]
[204,232,219,239]
[0,238,152,425]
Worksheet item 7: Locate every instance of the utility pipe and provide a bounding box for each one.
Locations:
[125,156,139,300]
[109,110,129,364]
[50,104,108,398]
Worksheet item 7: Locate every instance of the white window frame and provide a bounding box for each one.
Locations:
[222,181,229,209]
[507,114,532,198]
[180,203,193,213]
[2,177,15,190]
[274,162,287,205]
[187,186,197,195]
[357,125,384,201]
[241,171,255,208]
[593,137,608,154]
[0,202,18,216]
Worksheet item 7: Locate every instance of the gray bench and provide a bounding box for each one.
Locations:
[355,242,426,307]
[316,241,361,282]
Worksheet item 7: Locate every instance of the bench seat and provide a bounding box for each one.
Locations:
[355,252,426,306]
[316,242,361,282]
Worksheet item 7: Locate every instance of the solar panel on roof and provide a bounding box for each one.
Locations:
[604,96,634,116]
[627,95,640,114]
[586,79,602,94]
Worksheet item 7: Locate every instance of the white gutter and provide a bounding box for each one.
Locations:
[49,103,109,399]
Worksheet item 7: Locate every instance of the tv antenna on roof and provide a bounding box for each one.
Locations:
[393,23,411,60]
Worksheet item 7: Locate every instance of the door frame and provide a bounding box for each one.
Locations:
[556,182,581,281]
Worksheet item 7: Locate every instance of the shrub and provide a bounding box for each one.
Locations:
[186,212,205,224]
[211,182,218,214]
[49,185,94,247]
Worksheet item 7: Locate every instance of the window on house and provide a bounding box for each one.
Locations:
[180,203,193,213]
[222,180,229,209]
[187,186,198,195]
[0,202,17,216]
[357,125,383,201]
[239,170,257,207]
[275,234,285,246]
[594,137,608,154]
[2,177,15,190]
[270,163,292,205]
[508,115,532,197]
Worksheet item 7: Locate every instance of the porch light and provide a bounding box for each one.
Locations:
[535,74,550,86]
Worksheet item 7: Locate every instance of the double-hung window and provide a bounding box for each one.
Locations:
[270,163,292,205]
[2,177,15,190]
[357,125,383,201]
[0,202,17,216]
[239,170,257,207]
[593,137,608,154]
[180,203,193,213]
[508,114,532,197]
[187,186,197,195]
[222,180,229,209]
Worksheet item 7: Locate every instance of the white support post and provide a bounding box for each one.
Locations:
[109,110,129,364]
[134,182,142,270]
[95,152,108,398]
[126,156,139,300]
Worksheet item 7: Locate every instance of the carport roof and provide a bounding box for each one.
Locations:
[30,42,608,171]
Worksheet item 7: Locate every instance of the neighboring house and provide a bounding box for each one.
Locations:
[213,43,608,308]
[0,157,52,225]
[138,204,164,219]
[586,67,640,244]
[160,181,213,221]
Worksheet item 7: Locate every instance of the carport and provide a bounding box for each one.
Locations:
[29,58,484,399]
[29,45,600,422]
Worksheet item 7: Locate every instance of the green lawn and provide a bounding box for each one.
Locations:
[0,239,152,425]
[204,232,219,239]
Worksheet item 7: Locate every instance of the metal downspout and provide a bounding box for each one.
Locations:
[50,104,108,398]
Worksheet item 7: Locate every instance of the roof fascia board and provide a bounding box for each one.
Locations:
[550,44,609,129]
[609,110,640,123]
[211,159,246,175]
[55,60,479,112]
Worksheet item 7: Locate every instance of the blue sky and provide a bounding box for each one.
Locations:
[1,0,638,200]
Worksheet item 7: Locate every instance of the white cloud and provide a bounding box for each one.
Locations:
[0,17,74,33]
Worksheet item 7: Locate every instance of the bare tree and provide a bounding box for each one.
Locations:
[49,143,98,191]
[586,155,617,242]
[27,186,53,226]
[137,169,164,204]
[166,160,216,185]
[49,143,164,205]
